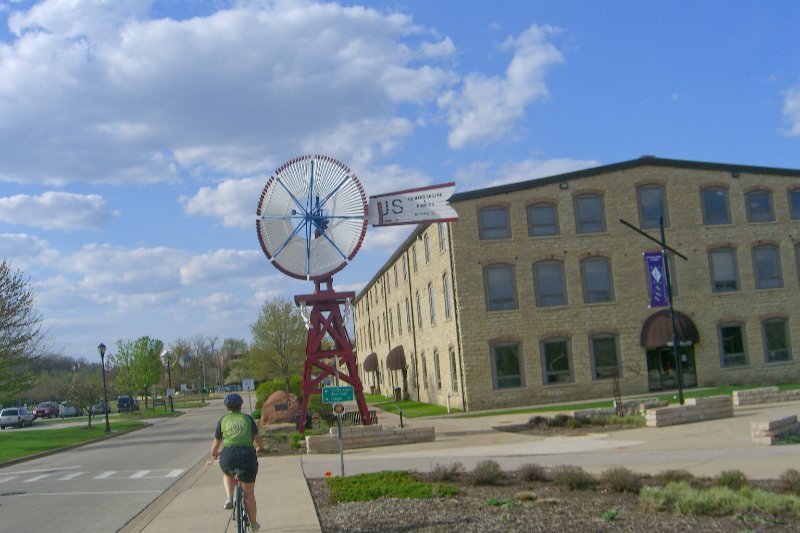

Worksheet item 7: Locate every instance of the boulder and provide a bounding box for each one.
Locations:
[260,390,300,426]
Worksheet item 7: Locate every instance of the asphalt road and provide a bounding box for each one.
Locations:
[0,401,225,533]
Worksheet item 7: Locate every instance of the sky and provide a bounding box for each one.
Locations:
[1,0,799,361]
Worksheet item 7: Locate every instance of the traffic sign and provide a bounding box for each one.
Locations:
[333,403,345,416]
[322,385,354,403]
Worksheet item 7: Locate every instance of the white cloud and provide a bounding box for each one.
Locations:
[179,248,265,285]
[361,225,413,252]
[0,232,60,267]
[439,24,564,149]
[180,177,266,229]
[0,1,453,185]
[782,86,800,136]
[0,191,119,230]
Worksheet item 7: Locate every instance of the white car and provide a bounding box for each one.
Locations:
[0,407,35,429]
[59,402,83,417]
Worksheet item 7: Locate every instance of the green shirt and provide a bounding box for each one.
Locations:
[215,412,257,448]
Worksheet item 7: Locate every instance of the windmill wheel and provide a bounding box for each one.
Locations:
[256,155,368,280]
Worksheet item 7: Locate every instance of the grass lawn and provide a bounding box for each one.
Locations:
[363,384,800,419]
[0,420,145,463]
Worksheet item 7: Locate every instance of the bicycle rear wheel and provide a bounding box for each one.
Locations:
[235,484,247,533]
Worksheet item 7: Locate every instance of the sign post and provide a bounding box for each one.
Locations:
[332,403,346,476]
[242,378,255,414]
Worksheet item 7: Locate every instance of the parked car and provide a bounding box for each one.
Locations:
[117,396,140,413]
[0,407,35,429]
[33,401,59,419]
[59,401,83,418]
[92,400,111,415]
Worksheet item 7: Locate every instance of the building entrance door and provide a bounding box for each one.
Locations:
[646,346,697,391]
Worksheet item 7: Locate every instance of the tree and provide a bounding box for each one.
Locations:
[250,298,307,392]
[219,337,249,384]
[68,373,105,428]
[113,339,138,402]
[133,336,163,408]
[0,260,45,403]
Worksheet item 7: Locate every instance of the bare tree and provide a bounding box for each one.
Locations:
[0,260,45,403]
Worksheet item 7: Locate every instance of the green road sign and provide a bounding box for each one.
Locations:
[322,385,354,403]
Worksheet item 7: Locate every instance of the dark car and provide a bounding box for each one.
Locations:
[34,401,59,419]
[117,396,140,413]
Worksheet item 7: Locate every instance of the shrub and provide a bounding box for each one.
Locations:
[469,460,505,486]
[655,469,696,487]
[252,409,262,421]
[779,468,800,496]
[434,484,460,497]
[717,470,748,491]
[601,467,642,494]
[551,414,571,427]
[602,508,619,522]
[551,465,596,490]
[529,415,548,427]
[640,481,800,517]
[431,462,464,482]
[517,463,548,482]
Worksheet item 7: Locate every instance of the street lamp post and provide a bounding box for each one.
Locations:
[97,343,111,433]
[160,349,174,413]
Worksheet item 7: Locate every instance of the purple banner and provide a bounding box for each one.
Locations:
[645,252,669,308]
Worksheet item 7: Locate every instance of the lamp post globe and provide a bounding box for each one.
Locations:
[97,342,111,433]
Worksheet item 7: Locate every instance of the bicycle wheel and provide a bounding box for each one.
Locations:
[235,484,247,533]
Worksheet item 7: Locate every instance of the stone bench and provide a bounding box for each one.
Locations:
[305,425,435,454]
[645,395,733,427]
[751,415,800,445]
[733,387,800,406]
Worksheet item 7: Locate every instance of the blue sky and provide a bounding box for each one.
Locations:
[1,0,799,361]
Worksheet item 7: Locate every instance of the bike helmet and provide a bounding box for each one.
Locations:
[224,393,243,409]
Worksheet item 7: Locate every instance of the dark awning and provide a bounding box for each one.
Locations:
[386,345,406,370]
[640,310,700,349]
[363,353,378,372]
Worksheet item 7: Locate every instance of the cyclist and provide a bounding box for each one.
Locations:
[210,393,265,532]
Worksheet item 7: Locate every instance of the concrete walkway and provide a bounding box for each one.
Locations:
[121,398,800,532]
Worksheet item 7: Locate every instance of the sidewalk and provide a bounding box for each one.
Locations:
[121,454,321,533]
[121,398,800,532]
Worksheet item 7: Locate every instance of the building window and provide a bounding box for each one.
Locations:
[527,203,559,236]
[396,303,402,336]
[389,309,394,339]
[637,185,668,229]
[412,245,418,272]
[411,354,418,389]
[533,261,566,307]
[590,335,620,380]
[484,264,518,310]
[709,248,739,292]
[442,274,453,319]
[541,338,573,384]
[491,343,524,389]
[438,223,446,251]
[415,290,423,329]
[428,283,436,325]
[745,190,775,222]
[402,256,408,280]
[433,350,442,390]
[478,206,511,240]
[789,190,800,220]
[393,265,398,288]
[424,234,431,264]
[752,245,782,289]
[421,353,428,389]
[449,348,458,391]
[763,319,791,363]
[574,194,606,233]
[719,324,747,367]
[701,187,731,225]
[405,298,412,334]
[581,257,614,303]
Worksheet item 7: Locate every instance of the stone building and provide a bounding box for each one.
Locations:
[352,156,800,411]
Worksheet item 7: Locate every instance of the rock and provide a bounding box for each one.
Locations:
[260,390,300,426]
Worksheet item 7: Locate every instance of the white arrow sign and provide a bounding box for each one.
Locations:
[368,182,458,227]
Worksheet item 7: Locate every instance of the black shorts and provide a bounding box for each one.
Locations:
[219,446,258,483]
